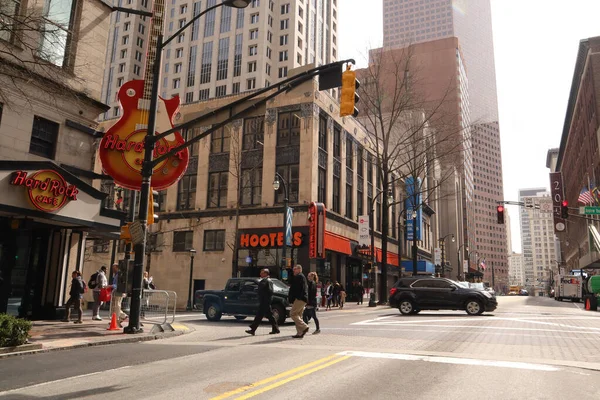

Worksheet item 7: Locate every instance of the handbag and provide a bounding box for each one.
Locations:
[99,287,112,302]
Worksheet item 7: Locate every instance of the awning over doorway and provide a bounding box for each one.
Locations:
[324,231,352,255]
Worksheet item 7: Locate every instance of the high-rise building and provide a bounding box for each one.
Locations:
[100,0,338,120]
[518,188,556,296]
[508,252,524,287]
[382,0,507,288]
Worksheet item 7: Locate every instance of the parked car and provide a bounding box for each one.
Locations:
[195,278,290,324]
[519,289,529,296]
[388,277,498,316]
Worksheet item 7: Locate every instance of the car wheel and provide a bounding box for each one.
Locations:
[272,304,286,325]
[465,299,483,316]
[205,303,222,321]
[234,316,247,320]
[399,299,414,315]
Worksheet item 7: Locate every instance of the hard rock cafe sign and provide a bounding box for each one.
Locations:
[10,170,79,212]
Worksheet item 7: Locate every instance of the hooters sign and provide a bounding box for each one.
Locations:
[10,170,78,212]
[309,202,326,259]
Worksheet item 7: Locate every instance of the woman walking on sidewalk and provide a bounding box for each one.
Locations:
[325,281,333,311]
[306,272,321,334]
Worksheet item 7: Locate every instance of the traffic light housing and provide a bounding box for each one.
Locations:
[496,205,505,224]
[561,200,569,218]
[340,64,360,117]
[148,190,159,225]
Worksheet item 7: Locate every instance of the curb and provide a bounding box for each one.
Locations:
[0,324,194,359]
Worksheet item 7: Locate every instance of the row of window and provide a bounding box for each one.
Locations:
[93,229,225,254]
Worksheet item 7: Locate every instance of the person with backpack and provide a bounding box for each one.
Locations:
[62,271,84,324]
[90,266,108,321]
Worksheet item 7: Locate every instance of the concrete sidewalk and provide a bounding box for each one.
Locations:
[0,310,192,359]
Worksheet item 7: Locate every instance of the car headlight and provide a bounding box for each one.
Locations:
[482,291,493,298]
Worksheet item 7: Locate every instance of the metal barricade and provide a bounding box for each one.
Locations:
[109,289,177,326]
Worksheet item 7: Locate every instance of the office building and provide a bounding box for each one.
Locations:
[508,252,524,287]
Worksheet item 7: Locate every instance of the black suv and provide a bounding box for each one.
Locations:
[389,277,497,316]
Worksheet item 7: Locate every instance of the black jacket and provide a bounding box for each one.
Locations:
[69,277,84,299]
[289,273,308,303]
[258,277,274,309]
[307,280,318,307]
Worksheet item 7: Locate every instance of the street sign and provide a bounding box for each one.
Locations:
[434,248,441,265]
[128,220,145,245]
[358,215,370,247]
[580,206,600,215]
[285,207,293,246]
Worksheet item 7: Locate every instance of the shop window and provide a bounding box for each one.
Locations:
[93,240,109,253]
[275,164,299,203]
[211,126,231,153]
[30,116,58,159]
[277,110,301,147]
[208,171,228,208]
[242,116,264,150]
[173,231,194,252]
[204,229,225,251]
[241,168,262,206]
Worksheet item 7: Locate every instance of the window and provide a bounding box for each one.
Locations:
[118,63,125,73]
[208,172,228,208]
[135,50,143,62]
[242,116,264,150]
[122,35,129,45]
[333,126,341,158]
[278,67,288,78]
[117,77,124,87]
[216,37,229,80]
[180,4,187,13]
[281,3,289,14]
[251,0,259,7]
[242,168,262,206]
[93,240,110,253]
[236,8,244,29]
[246,78,256,90]
[346,137,353,168]
[277,110,301,147]
[275,164,299,203]
[38,0,79,68]
[333,177,340,213]
[136,37,144,47]
[204,0,217,36]
[267,31,272,43]
[220,5,232,33]
[200,41,213,84]
[233,34,243,77]
[177,174,196,210]
[215,85,227,97]
[345,184,353,219]
[176,48,184,58]
[199,88,210,100]
[227,280,241,291]
[241,280,258,292]
[279,50,288,61]
[367,152,373,183]
[138,24,145,34]
[187,45,197,86]
[266,47,272,58]
[249,45,258,56]
[265,63,271,76]
[251,13,259,23]
[124,22,130,31]
[250,29,259,40]
[185,92,194,103]
[298,6,303,18]
[318,115,327,150]
[191,1,201,40]
[132,64,141,76]
[248,61,257,73]
[280,19,289,29]
[120,49,127,59]
[203,230,225,251]
[173,231,194,252]
[357,147,364,175]
[232,82,241,94]
[177,33,185,43]
[411,279,435,288]
[30,116,58,159]
[318,168,326,203]
[173,78,181,89]
[175,63,183,73]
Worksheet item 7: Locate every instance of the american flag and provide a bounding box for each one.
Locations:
[480,259,486,270]
[579,187,594,205]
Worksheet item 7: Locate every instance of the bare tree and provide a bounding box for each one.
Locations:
[357,45,472,301]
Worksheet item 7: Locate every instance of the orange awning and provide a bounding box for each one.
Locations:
[324,231,352,255]
[357,246,399,267]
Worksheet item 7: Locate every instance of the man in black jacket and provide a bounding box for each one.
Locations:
[289,264,309,338]
[246,269,279,335]
[62,271,84,323]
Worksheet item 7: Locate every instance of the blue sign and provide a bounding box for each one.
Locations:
[281,270,289,280]
[245,256,252,263]
[285,207,293,247]
[405,176,423,241]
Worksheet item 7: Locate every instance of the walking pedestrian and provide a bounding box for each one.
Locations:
[339,284,347,309]
[246,269,279,335]
[356,281,364,305]
[62,271,84,324]
[92,266,108,320]
[288,264,309,338]
[333,282,341,307]
[306,272,321,334]
[110,263,127,327]
[325,281,333,310]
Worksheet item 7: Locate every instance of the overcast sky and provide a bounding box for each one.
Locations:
[338,0,600,253]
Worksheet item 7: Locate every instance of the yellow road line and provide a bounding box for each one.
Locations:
[209,354,342,400]
[233,355,351,399]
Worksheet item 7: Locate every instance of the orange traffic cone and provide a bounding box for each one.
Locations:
[586,298,591,311]
[107,313,120,331]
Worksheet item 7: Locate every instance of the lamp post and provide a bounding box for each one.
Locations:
[187,249,196,311]
[457,243,468,281]
[411,209,418,276]
[368,189,394,307]
[273,172,289,277]
[127,0,251,334]
[438,234,455,277]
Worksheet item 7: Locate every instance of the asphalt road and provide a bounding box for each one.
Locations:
[2,296,600,399]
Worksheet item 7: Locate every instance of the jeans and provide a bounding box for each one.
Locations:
[290,300,309,334]
[65,297,82,321]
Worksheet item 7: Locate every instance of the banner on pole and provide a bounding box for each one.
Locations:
[358,215,370,247]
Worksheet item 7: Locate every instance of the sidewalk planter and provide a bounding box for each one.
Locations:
[0,314,32,347]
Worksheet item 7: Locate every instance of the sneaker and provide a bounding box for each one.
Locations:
[92,316,102,321]
[312,329,321,335]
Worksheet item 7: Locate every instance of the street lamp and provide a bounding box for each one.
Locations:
[411,209,418,276]
[438,234,455,277]
[187,249,196,311]
[128,0,251,334]
[457,243,468,281]
[273,172,289,277]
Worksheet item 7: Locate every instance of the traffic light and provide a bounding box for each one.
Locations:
[340,64,360,117]
[496,205,505,224]
[148,190,159,225]
[561,200,569,218]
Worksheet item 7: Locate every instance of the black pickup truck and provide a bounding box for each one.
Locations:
[195,278,291,324]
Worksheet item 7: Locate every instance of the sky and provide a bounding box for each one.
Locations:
[338,0,600,253]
